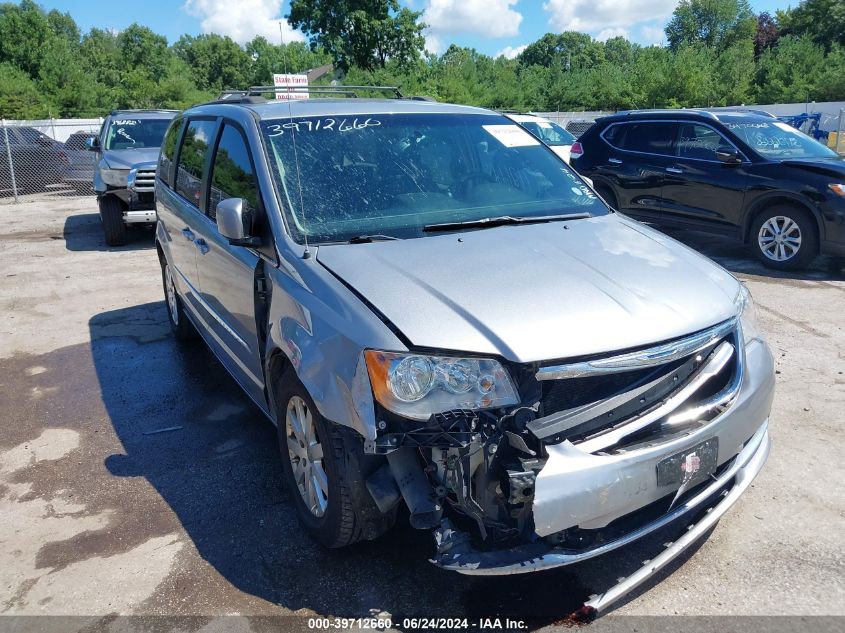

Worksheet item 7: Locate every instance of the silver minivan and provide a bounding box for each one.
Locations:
[155,90,774,616]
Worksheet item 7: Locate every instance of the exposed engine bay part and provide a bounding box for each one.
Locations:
[386,448,442,529]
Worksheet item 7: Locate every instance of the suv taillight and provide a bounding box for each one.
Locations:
[570,141,584,160]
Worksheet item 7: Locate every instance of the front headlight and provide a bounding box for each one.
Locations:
[736,284,763,345]
[101,167,129,187]
[364,350,519,420]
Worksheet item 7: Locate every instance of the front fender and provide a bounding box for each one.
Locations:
[264,252,407,441]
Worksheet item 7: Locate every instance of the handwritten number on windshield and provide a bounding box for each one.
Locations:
[267,118,381,137]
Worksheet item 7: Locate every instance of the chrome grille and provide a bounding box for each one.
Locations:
[130,168,156,192]
[529,319,741,454]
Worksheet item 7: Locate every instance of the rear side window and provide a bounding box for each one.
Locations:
[208,124,259,221]
[677,123,734,161]
[175,119,217,207]
[158,119,184,187]
[617,122,677,155]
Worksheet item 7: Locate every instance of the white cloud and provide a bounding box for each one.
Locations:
[495,44,528,59]
[425,32,444,55]
[640,25,666,45]
[595,27,628,42]
[543,0,677,37]
[183,0,305,44]
[423,0,523,38]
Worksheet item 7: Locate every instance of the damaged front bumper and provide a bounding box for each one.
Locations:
[434,419,769,576]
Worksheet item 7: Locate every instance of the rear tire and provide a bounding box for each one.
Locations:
[99,196,127,246]
[750,205,818,271]
[275,371,379,548]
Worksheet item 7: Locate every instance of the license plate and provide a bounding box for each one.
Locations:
[657,437,719,487]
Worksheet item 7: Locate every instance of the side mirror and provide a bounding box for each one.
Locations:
[715,148,742,165]
[85,137,100,151]
[216,198,258,246]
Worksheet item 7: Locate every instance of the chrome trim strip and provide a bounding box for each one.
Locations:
[175,267,250,352]
[536,318,737,381]
[448,420,769,577]
[575,340,734,454]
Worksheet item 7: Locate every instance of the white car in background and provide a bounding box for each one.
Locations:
[504,113,578,163]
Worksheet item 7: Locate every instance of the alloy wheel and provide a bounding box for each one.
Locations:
[285,395,328,517]
[164,264,179,325]
[758,215,802,262]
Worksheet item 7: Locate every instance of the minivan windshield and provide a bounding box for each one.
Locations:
[104,118,172,150]
[725,120,837,159]
[519,120,576,146]
[261,113,606,243]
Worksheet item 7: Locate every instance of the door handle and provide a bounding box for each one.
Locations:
[608,158,623,164]
[181,227,195,241]
[666,167,683,174]
[194,238,209,255]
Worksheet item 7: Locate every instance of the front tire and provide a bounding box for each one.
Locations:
[99,196,127,246]
[275,372,375,548]
[751,206,818,270]
[160,258,196,340]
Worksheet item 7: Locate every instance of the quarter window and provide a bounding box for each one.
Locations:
[175,119,217,207]
[617,122,677,155]
[208,124,259,221]
[677,124,735,161]
[159,119,184,187]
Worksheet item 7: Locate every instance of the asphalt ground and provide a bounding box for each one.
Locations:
[0,198,843,629]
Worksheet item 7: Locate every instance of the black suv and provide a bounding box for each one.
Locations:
[571,109,845,270]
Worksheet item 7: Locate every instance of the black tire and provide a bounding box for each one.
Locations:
[750,205,818,271]
[595,183,619,210]
[160,257,196,341]
[274,371,374,548]
[99,195,127,246]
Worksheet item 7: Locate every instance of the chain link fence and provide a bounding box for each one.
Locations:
[1,118,103,205]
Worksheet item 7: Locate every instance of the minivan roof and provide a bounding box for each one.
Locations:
[187,98,497,120]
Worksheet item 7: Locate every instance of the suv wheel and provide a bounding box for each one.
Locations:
[751,206,818,270]
[275,372,368,548]
[160,259,196,340]
[594,183,619,210]
[99,196,127,246]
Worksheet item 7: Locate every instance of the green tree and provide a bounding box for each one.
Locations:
[520,32,605,69]
[0,0,54,76]
[174,33,250,91]
[0,61,50,118]
[778,0,845,49]
[755,35,826,102]
[116,23,169,78]
[665,0,756,52]
[287,0,425,71]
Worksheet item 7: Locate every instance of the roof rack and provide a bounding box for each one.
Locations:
[615,108,720,121]
[109,108,180,115]
[708,108,776,118]
[218,85,404,102]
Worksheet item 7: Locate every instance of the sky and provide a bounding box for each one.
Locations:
[38,0,796,59]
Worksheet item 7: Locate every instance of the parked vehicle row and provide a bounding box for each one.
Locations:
[152,89,774,617]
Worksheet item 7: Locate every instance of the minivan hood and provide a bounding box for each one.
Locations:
[317,215,740,363]
[103,148,160,170]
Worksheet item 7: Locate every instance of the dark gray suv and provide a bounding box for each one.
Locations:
[155,89,773,617]
[88,109,177,245]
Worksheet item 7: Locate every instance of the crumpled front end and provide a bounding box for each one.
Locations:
[370,317,773,606]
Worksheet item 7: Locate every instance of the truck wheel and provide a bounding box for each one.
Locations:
[99,196,127,246]
[275,373,369,548]
[160,259,196,340]
[751,206,818,271]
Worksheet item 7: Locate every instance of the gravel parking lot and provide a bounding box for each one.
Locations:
[1,198,843,626]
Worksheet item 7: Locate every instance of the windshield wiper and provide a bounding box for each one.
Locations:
[423,213,591,233]
[347,234,401,244]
